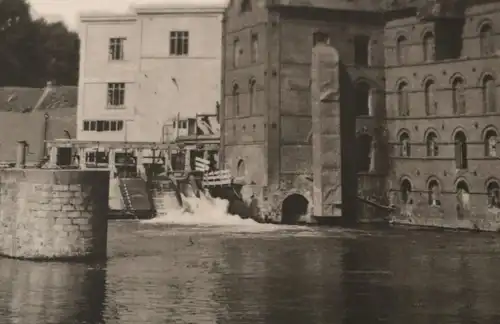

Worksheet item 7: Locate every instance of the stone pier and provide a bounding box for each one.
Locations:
[0,169,109,260]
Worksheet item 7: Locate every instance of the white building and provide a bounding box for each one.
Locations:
[76,3,224,143]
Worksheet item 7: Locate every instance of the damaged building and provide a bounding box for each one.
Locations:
[220,0,500,230]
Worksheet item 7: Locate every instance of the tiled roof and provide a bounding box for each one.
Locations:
[0,86,77,112]
[0,108,77,163]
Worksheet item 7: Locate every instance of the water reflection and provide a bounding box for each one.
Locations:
[0,259,106,324]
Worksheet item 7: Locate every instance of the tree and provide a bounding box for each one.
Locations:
[0,0,79,87]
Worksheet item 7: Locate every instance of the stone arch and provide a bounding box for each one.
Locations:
[450,126,468,141]
[423,127,440,141]
[477,18,494,33]
[454,177,470,192]
[394,77,410,90]
[449,72,467,86]
[481,124,499,139]
[281,193,310,225]
[477,71,496,87]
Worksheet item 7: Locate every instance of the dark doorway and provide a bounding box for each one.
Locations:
[281,194,309,225]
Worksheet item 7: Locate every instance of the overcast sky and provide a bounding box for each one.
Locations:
[28,0,227,30]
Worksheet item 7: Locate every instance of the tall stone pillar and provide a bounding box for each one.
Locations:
[311,44,342,217]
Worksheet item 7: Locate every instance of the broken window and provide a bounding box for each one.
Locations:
[397,81,409,116]
[426,132,439,157]
[487,181,500,208]
[424,78,437,115]
[400,179,412,204]
[454,131,468,169]
[356,134,373,172]
[482,75,496,113]
[485,129,497,157]
[428,179,441,206]
[452,77,466,114]
[355,82,370,116]
[399,132,411,157]
[422,32,435,62]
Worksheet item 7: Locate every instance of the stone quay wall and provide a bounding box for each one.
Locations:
[0,169,109,260]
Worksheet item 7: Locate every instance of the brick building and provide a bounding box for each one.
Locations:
[221,0,500,229]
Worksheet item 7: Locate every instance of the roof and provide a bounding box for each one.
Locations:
[0,86,77,113]
[0,108,77,164]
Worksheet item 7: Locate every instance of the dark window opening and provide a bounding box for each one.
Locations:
[397,81,409,116]
[426,132,439,157]
[401,179,412,204]
[356,134,373,172]
[428,180,441,206]
[479,24,494,57]
[354,35,370,66]
[482,75,496,113]
[396,35,407,65]
[454,131,468,169]
[313,32,329,46]
[399,132,411,157]
[424,79,437,115]
[355,82,370,116]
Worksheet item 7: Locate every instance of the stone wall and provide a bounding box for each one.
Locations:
[0,169,109,260]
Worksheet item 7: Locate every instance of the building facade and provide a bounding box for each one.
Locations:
[77,3,224,143]
[221,0,500,229]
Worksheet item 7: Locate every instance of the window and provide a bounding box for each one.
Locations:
[397,81,409,116]
[109,37,125,60]
[82,120,123,132]
[424,79,437,115]
[396,35,407,65]
[251,33,259,63]
[170,31,189,56]
[356,134,373,172]
[354,35,370,66]
[313,31,329,46]
[454,131,468,169]
[249,79,257,114]
[107,83,125,107]
[456,180,470,220]
[240,0,252,13]
[233,38,241,67]
[174,120,187,129]
[232,83,240,115]
[487,181,500,208]
[355,82,370,116]
[485,129,497,157]
[400,179,412,204]
[426,132,438,157]
[479,24,494,56]
[428,180,441,206]
[452,77,466,114]
[482,75,496,113]
[236,159,246,178]
[422,32,435,62]
[399,132,411,157]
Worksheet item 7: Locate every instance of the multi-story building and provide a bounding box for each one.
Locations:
[77,3,224,143]
[221,0,500,230]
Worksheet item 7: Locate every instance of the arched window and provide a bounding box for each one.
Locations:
[400,179,412,204]
[356,134,373,172]
[232,83,240,116]
[355,82,370,116]
[428,179,441,206]
[397,81,409,116]
[482,75,496,113]
[399,132,411,157]
[452,77,466,114]
[249,79,257,115]
[487,181,500,208]
[422,32,435,62]
[424,79,437,115]
[236,159,246,178]
[485,129,497,157]
[479,24,494,56]
[454,131,468,169]
[396,35,407,65]
[426,132,438,157]
[456,180,470,220]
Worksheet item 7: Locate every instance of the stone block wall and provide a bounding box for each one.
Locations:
[0,169,109,260]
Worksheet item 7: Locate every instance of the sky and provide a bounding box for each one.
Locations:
[28,0,228,30]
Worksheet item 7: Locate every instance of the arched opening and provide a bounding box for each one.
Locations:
[356,134,373,172]
[355,82,370,116]
[456,180,470,220]
[454,131,468,169]
[479,24,493,56]
[428,179,441,206]
[485,129,497,157]
[236,159,246,178]
[400,179,412,204]
[452,77,465,114]
[232,83,240,116]
[426,132,438,157]
[487,181,500,208]
[281,194,309,225]
[397,81,409,116]
[396,35,407,65]
[399,132,411,157]
[482,75,496,113]
[422,32,435,62]
[249,79,257,114]
[424,79,437,115]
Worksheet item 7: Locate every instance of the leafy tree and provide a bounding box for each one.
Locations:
[0,0,79,87]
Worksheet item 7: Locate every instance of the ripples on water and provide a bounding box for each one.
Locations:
[2,196,500,323]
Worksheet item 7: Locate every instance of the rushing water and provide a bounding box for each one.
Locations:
[1,196,500,323]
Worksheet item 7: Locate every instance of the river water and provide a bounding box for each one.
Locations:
[1,208,500,323]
